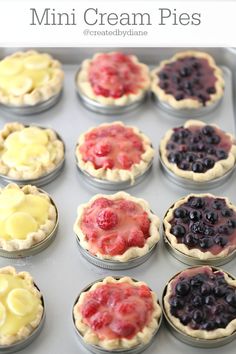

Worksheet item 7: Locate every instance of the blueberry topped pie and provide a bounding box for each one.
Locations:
[164,266,236,339]
[151,51,224,109]
[164,194,236,261]
[160,120,236,182]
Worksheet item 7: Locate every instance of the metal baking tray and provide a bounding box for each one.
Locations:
[0,47,235,354]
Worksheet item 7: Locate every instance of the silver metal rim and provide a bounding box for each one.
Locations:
[0,90,62,116]
[75,68,147,115]
[75,235,158,270]
[0,125,65,187]
[72,276,162,354]
[163,231,236,266]
[0,285,45,353]
[159,152,236,190]
[162,266,236,348]
[0,188,59,259]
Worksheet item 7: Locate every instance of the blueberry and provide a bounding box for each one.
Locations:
[176,281,190,296]
[207,87,216,94]
[192,161,204,173]
[201,283,212,295]
[228,219,236,228]
[198,94,207,104]
[214,235,228,247]
[174,208,188,219]
[190,197,205,209]
[206,210,218,224]
[175,93,184,101]
[205,295,215,305]
[216,316,228,328]
[190,135,200,144]
[199,237,213,249]
[186,153,196,162]
[226,293,236,307]
[203,158,215,169]
[184,233,197,247]
[184,81,192,90]
[214,303,225,314]
[178,161,190,170]
[180,66,192,77]
[178,129,189,139]
[167,143,175,150]
[203,226,215,236]
[192,295,202,307]
[202,125,215,136]
[189,210,202,222]
[191,221,204,234]
[190,275,204,287]
[214,286,226,297]
[216,150,228,160]
[168,152,182,164]
[202,321,216,330]
[193,310,203,323]
[172,75,181,84]
[207,147,216,155]
[221,208,233,217]
[159,81,169,90]
[196,142,205,152]
[170,297,184,309]
[171,224,186,238]
[170,306,177,316]
[180,314,191,325]
[212,199,223,210]
[218,225,231,235]
[172,132,180,142]
[206,135,221,145]
[159,72,169,80]
[192,62,201,70]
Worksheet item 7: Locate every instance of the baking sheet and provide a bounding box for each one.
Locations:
[0,49,235,354]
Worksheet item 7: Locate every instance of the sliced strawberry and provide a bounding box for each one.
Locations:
[119,200,137,213]
[94,142,112,157]
[81,300,99,318]
[128,229,145,248]
[136,213,150,237]
[97,209,118,230]
[138,285,151,298]
[93,286,109,305]
[102,158,114,169]
[116,301,135,315]
[111,320,136,338]
[91,311,112,330]
[118,153,133,169]
[100,234,126,256]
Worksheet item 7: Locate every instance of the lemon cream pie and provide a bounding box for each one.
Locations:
[0,184,57,252]
[0,50,64,107]
[0,266,43,346]
[0,122,65,180]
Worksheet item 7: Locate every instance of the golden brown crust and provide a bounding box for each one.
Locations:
[0,122,65,180]
[164,266,236,339]
[74,191,160,262]
[151,51,224,109]
[0,266,43,346]
[163,193,236,260]
[0,184,57,251]
[73,276,162,350]
[0,50,64,107]
[159,120,236,182]
[75,121,154,184]
[77,52,150,106]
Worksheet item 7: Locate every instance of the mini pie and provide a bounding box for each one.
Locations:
[73,276,162,350]
[0,184,57,252]
[74,192,160,262]
[0,50,64,107]
[76,121,154,184]
[77,52,150,106]
[151,51,224,109]
[163,194,236,261]
[160,120,236,182]
[0,266,43,346]
[163,266,236,339]
[0,122,65,180]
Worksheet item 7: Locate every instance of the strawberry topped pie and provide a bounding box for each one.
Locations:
[73,276,162,350]
[160,120,236,182]
[76,121,154,184]
[76,52,150,106]
[151,51,224,110]
[164,194,236,261]
[74,192,160,262]
[0,50,64,107]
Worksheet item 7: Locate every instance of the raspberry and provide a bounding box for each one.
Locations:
[82,300,99,318]
[138,285,151,298]
[128,229,145,248]
[117,302,135,315]
[102,158,114,169]
[92,198,113,209]
[136,213,150,237]
[118,153,133,169]
[94,142,112,157]
[97,209,118,230]
[100,234,126,256]
[91,311,112,330]
[111,320,136,338]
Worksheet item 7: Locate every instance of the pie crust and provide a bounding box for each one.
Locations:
[151,51,224,109]
[160,120,236,182]
[76,52,150,106]
[0,183,57,252]
[164,266,236,339]
[73,276,162,350]
[0,266,43,346]
[76,121,154,184]
[0,50,64,107]
[163,193,236,260]
[74,191,160,262]
[0,122,65,180]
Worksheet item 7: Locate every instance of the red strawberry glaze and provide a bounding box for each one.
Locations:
[88,52,146,99]
[80,282,154,340]
[79,124,145,170]
[80,197,151,256]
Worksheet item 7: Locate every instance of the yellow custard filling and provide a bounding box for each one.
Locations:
[0,274,41,336]
[0,53,54,96]
[1,127,57,171]
[0,187,50,241]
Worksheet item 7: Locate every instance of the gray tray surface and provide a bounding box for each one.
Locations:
[0,48,235,354]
